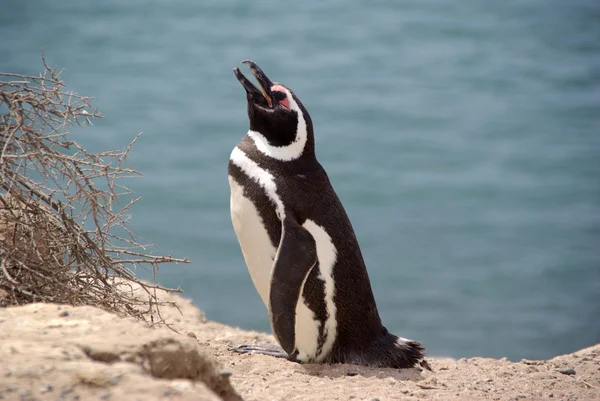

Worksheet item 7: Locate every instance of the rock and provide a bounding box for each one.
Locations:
[558,368,576,376]
[39,384,53,394]
[0,303,242,401]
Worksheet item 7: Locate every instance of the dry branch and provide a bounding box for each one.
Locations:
[0,57,188,323]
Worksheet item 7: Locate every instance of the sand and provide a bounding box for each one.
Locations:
[1,287,598,401]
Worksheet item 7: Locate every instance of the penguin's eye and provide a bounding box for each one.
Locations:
[271,90,291,111]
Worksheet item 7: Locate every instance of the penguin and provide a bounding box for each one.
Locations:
[228,60,426,369]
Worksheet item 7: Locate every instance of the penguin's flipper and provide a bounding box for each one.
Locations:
[269,216,317,355]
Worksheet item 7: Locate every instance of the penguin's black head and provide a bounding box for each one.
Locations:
[234,60,313,152]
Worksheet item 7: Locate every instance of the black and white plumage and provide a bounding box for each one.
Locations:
[228,60,425,369]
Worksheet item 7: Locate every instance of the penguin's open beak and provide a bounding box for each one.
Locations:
[234,60,273,108]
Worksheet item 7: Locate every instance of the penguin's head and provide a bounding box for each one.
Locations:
[234,60,313,160]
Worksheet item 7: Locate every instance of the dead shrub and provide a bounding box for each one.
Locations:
[0,57,188,323]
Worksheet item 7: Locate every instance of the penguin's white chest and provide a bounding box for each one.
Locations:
[228,176,275,306]
[228,169,338,363]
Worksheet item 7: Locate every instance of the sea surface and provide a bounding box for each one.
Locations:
[2,0,599,361]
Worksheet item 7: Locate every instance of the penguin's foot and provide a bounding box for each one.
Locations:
[229,343,292,360]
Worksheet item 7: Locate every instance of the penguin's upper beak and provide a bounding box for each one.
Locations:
[234,60,274,108]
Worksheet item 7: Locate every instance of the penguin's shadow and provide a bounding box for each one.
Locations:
[299,363,424,381]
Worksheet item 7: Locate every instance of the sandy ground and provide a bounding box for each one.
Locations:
[1,287,598,401]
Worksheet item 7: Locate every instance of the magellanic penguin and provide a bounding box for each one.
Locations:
[228,60,426,369]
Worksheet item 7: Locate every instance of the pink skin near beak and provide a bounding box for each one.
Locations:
[271,85,291,111]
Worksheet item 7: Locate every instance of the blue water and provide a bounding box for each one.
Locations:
[2,0,599,361]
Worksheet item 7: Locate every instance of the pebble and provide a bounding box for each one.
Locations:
[558,368,576,376]
[186,332,197,339]
[347,371,358,377]
[39,385,53,394]
[59,311,69,317]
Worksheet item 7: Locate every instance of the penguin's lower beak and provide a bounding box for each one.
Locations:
[234,60,273,108]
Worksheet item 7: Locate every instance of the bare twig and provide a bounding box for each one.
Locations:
[0,58,189,323]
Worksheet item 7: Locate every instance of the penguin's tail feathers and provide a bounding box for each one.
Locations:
[328,328,429,369]
[360,330,427,369]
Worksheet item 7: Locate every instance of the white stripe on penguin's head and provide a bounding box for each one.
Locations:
[234,61,312,162]
[248,85,308,161]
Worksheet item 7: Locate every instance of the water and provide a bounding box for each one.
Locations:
[2,0,599,361]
